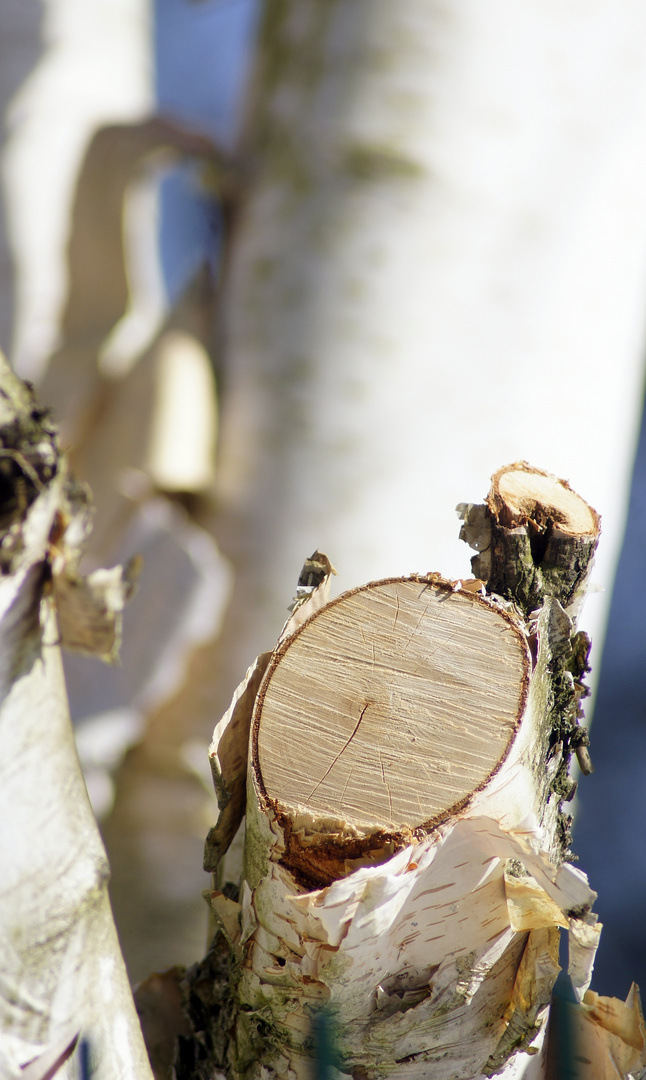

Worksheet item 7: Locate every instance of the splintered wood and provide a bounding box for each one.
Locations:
[254,579,529,834]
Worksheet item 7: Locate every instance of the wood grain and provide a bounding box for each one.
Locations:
[254,577,529,832]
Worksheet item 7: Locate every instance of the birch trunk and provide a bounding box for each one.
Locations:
[0,357,152,1080]
[211,0,646,715]
[189,465,645,1080]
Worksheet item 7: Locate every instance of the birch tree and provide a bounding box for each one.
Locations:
[176,464,644,1080]
[0,356,152,1079]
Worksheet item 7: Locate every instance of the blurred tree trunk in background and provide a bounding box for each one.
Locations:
[210,0,646,687]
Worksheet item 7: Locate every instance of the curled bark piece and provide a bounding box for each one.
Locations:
[543,980,646,1080]
[484,925,560,1074]
[53,557,140,662]
[204,652,272,872]
[583,983,646,1064]
[279,549,337,642]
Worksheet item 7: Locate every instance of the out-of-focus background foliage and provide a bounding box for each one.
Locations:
[0,0,645,999]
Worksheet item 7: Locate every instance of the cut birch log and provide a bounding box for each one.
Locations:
[191,465,643,1080]
[0,356,152,1080]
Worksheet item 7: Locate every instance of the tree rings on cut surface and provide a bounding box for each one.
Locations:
[252,577,530,845]
[488,463,600,538]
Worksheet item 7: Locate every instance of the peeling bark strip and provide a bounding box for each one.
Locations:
[196,467,644,1080]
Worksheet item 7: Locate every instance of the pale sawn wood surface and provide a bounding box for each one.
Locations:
[255,578,529,833]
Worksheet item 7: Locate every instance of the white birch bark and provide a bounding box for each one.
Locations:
[213,0,646,710]
[0,357,152,1080]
